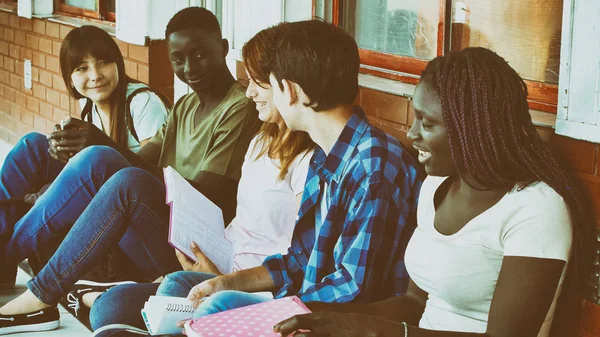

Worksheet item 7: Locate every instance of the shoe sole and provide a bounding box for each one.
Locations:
[74,280,136,287]
[0,320,60,335]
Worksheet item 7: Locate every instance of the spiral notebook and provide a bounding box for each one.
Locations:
[184,296,311,337]
[141,296,195,335]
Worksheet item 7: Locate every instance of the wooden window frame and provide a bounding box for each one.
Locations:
[316,0,558,113]
[55,0,115,22]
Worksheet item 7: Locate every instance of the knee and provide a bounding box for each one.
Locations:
[196,291,246,316]
[108,167,158,191]
[72,145,124,166]
[89,286,124,330]
[20,132,47,146]
[158,271,197,297]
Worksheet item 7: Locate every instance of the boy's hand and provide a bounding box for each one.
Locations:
[175,242,223,276]
[47,118,110,156]
[187,275,236,308]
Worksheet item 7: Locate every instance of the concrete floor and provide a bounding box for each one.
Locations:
[0,139,92,336]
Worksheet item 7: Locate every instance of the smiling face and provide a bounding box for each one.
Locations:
[70,53,119,105]
[408,81,456,177]
[245,71,281,124]
[168,27,228,93]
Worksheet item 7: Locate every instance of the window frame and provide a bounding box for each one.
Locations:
[55,0,115,22]
[318,0,559,113]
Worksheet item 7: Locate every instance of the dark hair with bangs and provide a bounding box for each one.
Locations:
[242,24,315,180]
[165,6,221,40]
[60,25,140,146]
[266,19,359,112]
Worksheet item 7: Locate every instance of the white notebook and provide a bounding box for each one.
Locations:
[163,166,234,274]
[141,296,195,335]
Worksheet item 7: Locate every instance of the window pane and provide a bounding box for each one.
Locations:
[65,0,97,11]
[450,0,562,83]
[341,0,439,60]
[107,0,115,12]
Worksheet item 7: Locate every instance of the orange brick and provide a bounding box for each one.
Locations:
[0,56,3,69]
[38,37,52,54]
[31,66,39,82]
[32,19,45,35]
[0,41,8,56]
[3,57,15,73]
[21,110,34,126]
[26,33,38,50]
[21,48,33,60]
[138,64,149,84]
[46,55,59,73]
[14,90,26,107]
[3,27,14,42]
[0,69,9,84]
[20,18,32,32]
[52,41,61,56]
[14,30,26,47]
[4,86,15,102]
[14,60,22,76]
[59,25,73,39]
[33,82,45,100]
[8,44,19,60]
[26,96,39,113]
[53,107,69,121]
[9,102,20,118]
[128,44,149,63]
[59,93,69,110]
[115,38,128,57]
[32,51,45,68]
[46,88,60,106]
[9,73,20,90]
[50,75,65,93]
[45,22,59,39]
[39,101,53,119]
[39,69,52,87]
[0,12,8,26]
[124,60,137,79]
[9,15,19,29]
[33,114,46,131]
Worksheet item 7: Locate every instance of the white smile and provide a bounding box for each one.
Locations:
[255,101,267,109]
[418,150,432,162]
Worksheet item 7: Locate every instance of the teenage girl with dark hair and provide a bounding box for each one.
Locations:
[274,47,594,337]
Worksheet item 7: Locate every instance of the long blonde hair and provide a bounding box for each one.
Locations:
[243,25,315,180]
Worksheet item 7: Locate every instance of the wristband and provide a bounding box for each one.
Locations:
[402,322,408,337]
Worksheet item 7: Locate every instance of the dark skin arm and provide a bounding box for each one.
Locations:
[275,256,566,337]
[48,118,238,221]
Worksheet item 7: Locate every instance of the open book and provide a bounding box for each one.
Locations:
[141,296,195,335]
[163,166,233,274]
[184,296,311,337]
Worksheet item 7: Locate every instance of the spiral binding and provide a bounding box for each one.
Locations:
[166,303,195,313]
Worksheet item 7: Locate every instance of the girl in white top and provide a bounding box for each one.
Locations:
[273,48,594,337]
[53,25,168,159]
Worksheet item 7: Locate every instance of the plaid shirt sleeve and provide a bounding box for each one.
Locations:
[300,176,400,303]
[262,250,304,298]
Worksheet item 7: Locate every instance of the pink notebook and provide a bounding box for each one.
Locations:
[184,296,311,337]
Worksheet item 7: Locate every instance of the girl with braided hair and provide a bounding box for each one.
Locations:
[273,47,594,337]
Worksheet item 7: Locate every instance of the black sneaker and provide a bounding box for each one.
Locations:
[66,280,136,317]
[0,267,17,289]
[0,307,60,335]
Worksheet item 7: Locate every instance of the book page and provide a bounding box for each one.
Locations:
[164,167,234,274]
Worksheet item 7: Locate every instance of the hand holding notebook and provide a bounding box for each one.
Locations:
[141,296,195,335]
[184,296,311,337]
[163,166,233,274]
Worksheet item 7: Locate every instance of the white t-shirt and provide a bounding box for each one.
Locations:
[79,82,169,152]
[405,176,572,337]
[225,136,312,272]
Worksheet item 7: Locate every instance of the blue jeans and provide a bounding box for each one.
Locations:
[0,133,130,274]
[90,271,217,331]
[27,167,180,305]
[159,271,270,319]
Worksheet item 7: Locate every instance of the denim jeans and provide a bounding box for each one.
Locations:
[27,167,180,305]
[159,271,271,319]
[90,271,217,331]
[0,133,130,274]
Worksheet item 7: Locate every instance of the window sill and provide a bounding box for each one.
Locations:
[48,15,115,36]
[358,73,556,130]
[0,3,16,13]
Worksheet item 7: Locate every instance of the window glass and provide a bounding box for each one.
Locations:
[65,0,97,11]
[450,0,562,83]
[340,0,439,60]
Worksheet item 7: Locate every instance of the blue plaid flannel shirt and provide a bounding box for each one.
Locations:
[262,106,422,303]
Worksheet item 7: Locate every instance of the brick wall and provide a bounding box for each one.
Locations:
[236,61,600,336]
[0,11,173,144]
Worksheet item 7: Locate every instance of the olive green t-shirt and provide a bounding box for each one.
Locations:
[149,82,259,183]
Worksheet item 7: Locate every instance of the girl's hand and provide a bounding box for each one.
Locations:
[187,275,235,308]
[175,242,223,276]
[47,118,108,157]
[274,312,405,337]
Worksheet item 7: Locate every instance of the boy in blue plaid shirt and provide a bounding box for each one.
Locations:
[174,20,422,317]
